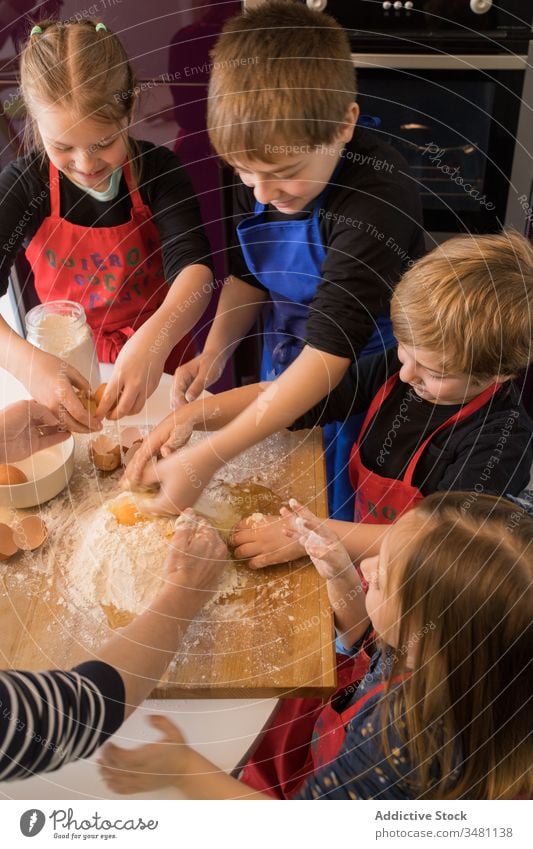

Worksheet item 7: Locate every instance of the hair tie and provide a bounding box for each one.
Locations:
[30,25,43,36]
[95,22,107,32]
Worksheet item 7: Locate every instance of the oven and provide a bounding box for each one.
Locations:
[244,0,533,236]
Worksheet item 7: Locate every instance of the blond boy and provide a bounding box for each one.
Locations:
[127,231,533,565]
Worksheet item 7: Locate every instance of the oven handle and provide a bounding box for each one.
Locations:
[351,53,527,70]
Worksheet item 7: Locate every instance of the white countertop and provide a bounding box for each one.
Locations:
[0,364,276,800]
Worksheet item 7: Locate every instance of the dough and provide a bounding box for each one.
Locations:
[194,481,282,536]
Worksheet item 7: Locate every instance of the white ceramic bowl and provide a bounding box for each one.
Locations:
[0,437,75,509]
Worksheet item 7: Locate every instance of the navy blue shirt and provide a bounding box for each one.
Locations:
[298,645,425,800]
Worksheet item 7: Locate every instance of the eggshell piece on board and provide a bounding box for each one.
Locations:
[12,515,47,551]
[120,426,143,450]
[0,464,28,485]
[0,523,18,560]
[89,435,122,472]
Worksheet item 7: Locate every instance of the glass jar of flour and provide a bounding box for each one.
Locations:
[25,300,101,390]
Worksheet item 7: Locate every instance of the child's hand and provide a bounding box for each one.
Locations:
[164,509,229,599]
[26,349,100,433]
[135,443,219,516]
[283,500,353,581]
[98,715,190,795]
[121,412,194,490]
[230,513,306,569]
[97,335,166,420]
[171,350,225,408]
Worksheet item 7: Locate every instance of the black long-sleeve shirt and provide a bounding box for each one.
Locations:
[0,140,213,295]
[292,349,533,497]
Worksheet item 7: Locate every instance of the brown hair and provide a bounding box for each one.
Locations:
[379,492,532,799]
[207,0,356,164]
[391,231,533,379]
[20,19,140,180]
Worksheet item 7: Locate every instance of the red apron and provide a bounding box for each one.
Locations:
[310,672,411,774]
[25,161,193,371]
[350,374,503,524]
[240,647,374,799]
[241,377,502,798]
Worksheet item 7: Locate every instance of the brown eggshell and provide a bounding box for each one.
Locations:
[89,435,122,472]
[77,389,97,416]
[12,515,47,551]
[0,523,18,560]
[93,383,107,406]
[123,441,142,467]
[120,427,143,451]
[0,464,28,485]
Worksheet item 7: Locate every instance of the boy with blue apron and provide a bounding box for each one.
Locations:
[237,154,395,520]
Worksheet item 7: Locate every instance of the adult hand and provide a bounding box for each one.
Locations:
[163,508,229,600]
[96,333,166,421]
[25,349,100,433]
[170,350,225,409]
[230,513,306,569]
[0,400,71,463]
[98,715,190,795]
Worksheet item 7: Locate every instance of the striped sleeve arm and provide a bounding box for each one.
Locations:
[0,662,125,780]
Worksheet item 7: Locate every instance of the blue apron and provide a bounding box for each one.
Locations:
[236,159,395,520]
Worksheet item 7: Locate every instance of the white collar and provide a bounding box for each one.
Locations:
[70,167,122,201]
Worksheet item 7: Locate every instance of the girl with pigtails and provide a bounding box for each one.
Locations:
[0,19,213,430]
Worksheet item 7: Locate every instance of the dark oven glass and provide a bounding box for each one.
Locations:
[356,67,525,232]
[320,0,531,51]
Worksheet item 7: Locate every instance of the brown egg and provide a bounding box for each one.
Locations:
[0,464,28,485]
[0,523,18,560]
[12,515,47,551]
[89,435,122,472]
[77,388,97,416]
[93,383,107,406]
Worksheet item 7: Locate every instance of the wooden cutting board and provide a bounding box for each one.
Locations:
[0,428,336,698]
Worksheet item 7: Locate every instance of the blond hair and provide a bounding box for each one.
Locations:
[207,0,355,164]
[391,231,533,379]
[379,492,532,799]
[20,19,140,180]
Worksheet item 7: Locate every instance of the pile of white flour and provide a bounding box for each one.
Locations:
[14,430,288,625]
[66,505,174,615]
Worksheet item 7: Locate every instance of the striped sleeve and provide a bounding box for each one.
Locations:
[0,662,125,780]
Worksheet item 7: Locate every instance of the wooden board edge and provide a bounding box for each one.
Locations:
[149,684,339,700]
[311,427,337,691]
